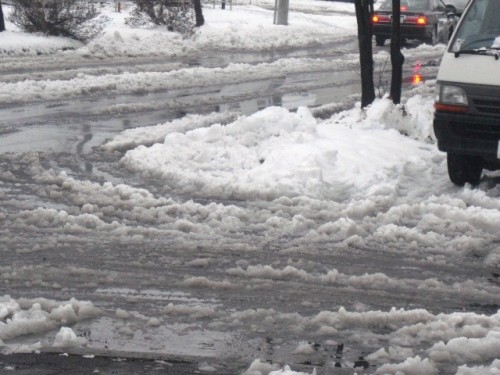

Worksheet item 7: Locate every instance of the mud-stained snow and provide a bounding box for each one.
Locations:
[0,296,99,354]
[0,0,499,374]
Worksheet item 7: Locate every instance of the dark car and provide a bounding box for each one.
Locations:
[372,0,458,46]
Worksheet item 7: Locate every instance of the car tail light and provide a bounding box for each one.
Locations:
[401,5,408,11]
[417,16,428,25]
[372,15,380,23]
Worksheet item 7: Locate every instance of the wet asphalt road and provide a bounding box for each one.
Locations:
[0,353,231,375]
[0,36,469,375]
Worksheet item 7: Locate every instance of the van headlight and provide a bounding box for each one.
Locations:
[435,83,469,113]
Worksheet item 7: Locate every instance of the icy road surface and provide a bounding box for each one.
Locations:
[1,1,500,375]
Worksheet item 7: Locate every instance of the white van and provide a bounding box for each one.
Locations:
[433,0,500,186]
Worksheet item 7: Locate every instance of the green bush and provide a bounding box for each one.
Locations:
[126,0,196,37]
[9,0,107,42]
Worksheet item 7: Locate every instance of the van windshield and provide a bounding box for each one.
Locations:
[451,0,500,51]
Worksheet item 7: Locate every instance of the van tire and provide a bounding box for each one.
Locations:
[447,153,483,186]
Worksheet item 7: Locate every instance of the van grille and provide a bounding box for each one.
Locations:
[472,98,500,116]
[455,121,500,139]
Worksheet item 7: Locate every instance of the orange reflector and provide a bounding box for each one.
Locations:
[417,16,427,25]
[434,103,468,113]
[412,74,423,84]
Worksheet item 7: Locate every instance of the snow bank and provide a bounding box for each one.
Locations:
[0,296,100,342]
[0,57,359,104]
[53,327,86,348]
[0,1,356,59]
[241,309,500,374]
[457,360,500,375]
[375,356,437,375]
[119,102,431,200]
[0,31,82,56]
[81,3,356,58]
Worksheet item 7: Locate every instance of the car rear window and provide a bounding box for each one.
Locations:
[379,0,430,12]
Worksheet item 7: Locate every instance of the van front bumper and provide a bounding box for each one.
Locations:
[433,111,500,160]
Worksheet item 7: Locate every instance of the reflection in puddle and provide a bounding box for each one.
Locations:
[80,288,235,359]
[85,317,235,359]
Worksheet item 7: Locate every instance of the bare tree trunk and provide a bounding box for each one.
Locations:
[390,0,404,104]
[0,0,6,32]
[193,0,204,27]
[354,0,375,108]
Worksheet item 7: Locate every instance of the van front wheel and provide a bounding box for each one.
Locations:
[447,153,483,186]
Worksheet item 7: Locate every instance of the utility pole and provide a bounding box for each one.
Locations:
[0,0,5,32]
[354,0,375,107]
[193,0,204,26]
[274,0,289,25]
[390,0,404,104]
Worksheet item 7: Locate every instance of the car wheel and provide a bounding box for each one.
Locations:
[426,27,438,45]
[447,153,483,186]
[375,35,386,47]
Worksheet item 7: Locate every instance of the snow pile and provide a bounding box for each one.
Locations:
[429,331,500,363]
[0,296,100,343]
[0,31,82,56]
[270,365,317,375]
[241,308,500,374]
[375,356,437,375]
[0,57,359,104]
[457,360,500,375]
[82,3,356,58]
[226,265,499,300]
[104,86,500,263]
[244,359,280,375]
[53,327,87,348]
[119,100,432,200]
[104,112,239,151]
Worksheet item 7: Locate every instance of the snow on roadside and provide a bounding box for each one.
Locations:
[117,102,431,200]
[110,84,498,263]
[0,31,82,56]
[104,112,239,151]
[81,3,356,58]
[0,57,359,104]
[0,1,356,59]
[239,307,500,374]
[456,360,500,375]
[1,1,499,373]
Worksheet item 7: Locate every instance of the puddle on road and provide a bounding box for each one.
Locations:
[71,288,240,361]
[0,59,436,156]
[0,72,361,155]
[83,317,235,359]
